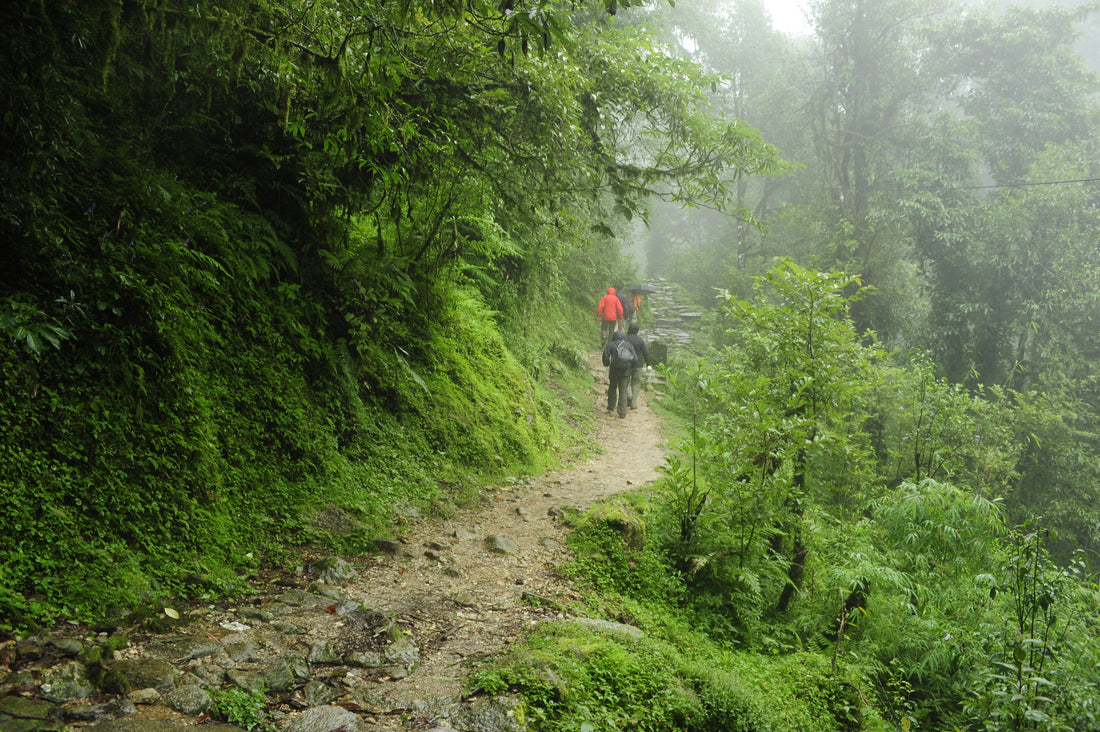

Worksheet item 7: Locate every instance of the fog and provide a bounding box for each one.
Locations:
[626,0,1099,380]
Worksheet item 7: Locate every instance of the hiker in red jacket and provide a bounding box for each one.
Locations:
[596,287,624,347]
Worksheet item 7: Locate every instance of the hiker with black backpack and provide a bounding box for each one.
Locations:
[624,321,651,410]
[601,329,636,418]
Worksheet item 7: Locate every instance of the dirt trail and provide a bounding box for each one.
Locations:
[357,348,666,714]
[36,349,666,731]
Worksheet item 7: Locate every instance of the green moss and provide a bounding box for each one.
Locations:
[0,262,588,634]
[578,501,647,550]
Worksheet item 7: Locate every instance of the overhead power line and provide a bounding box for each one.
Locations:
[961,176,1100,190]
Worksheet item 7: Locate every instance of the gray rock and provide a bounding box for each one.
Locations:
[237,607,276,622]
[453,528,477,540]
[571,617,644,641]
[0,695,55,728]
[110,658,177,695]
[382,665,409,680]
[225,667,262,692]
[165,684,212,716]
[40,660,95,702]
[226,658,302,693]
[62,697,137,723]
[307,582,344,601]
[278,589,331,608]
[347,651,383,668]
[224,641,261,662]
[87,720,244,731]
[484,535,518,555]
[279,704,359,732]
[186,663,226,685]
[46,637,84,657]
[263,658,305,692]
[447,695,526,732]
[450,592,476,608]
[149,636,222,663]
[260,602,296,617]
[396,503,421,520]
[301,680,335,706]
[128,687,161,705]
[308,641,340,664]
[384,635,419,666]
[6,669,35,690]
[310,504,363,535]
[177,672,206,688]
[14,637,43,661]
[373,539,403,555]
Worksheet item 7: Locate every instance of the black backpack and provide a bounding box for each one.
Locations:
[610,339,636,369]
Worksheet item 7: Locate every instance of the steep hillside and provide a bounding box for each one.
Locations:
[0,348,666,731]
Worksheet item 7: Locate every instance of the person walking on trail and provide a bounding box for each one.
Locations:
[597,287,623,347]
[616,286,635,328]
[602,329,635,418]
[624,321,651,410]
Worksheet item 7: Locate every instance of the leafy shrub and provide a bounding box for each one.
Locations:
[211,686,271,732]
[962,533,1100,731]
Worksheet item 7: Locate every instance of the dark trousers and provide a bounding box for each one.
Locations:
[628,366,644,408]
[601,320,616,347]
[607,368,630,417]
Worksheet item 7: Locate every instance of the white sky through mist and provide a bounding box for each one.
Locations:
[765,0,812,36]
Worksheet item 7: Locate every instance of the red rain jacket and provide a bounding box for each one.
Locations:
[597,287,624,322]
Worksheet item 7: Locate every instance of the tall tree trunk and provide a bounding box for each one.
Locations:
[777,447,808,612]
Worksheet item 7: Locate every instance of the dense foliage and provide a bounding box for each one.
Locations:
[0,0,783,632]
[637,0,1100,568]
[4,0,1099,729]
[479,261,1100,730]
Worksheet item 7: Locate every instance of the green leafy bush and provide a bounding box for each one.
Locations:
[211,686,271,732]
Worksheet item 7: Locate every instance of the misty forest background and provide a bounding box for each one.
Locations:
[3,0,1100,729]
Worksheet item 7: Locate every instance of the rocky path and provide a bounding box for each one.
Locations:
[355,348,666,726]
[1,348,667,732]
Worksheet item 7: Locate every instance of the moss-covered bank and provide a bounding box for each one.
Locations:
[0,278,588,635]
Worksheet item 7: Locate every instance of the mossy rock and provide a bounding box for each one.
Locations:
[579,501,645,549]
[308,504,365,538]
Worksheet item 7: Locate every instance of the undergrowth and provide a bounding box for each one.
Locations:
[0,274,589,635]
[471,494,886,731]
